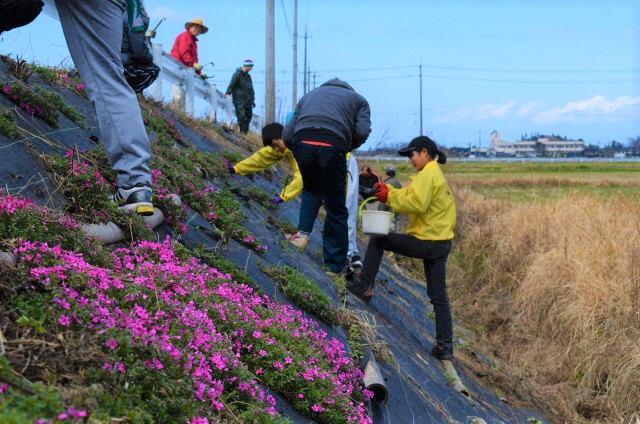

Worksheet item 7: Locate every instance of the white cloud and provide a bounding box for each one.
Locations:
[534,95,640,123]
[433,102,515,123]
[517,102,540,116]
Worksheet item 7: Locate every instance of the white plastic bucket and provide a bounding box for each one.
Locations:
[359,197,394,235]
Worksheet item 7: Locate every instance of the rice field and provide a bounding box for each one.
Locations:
[359,159,640,204]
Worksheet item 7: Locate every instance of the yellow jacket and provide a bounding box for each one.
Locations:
[385,161,456,240]
[233,146,303,201]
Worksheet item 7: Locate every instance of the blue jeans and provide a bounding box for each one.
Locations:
[291,142,348,273]
[361,233,453,348]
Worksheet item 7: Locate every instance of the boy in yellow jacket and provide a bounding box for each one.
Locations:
[225,123,302,205]
[226,122,363,271]
[350,136,457,361]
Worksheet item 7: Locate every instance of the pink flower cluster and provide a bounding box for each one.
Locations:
[0,191,35,214]
[1,83,47,118]
[36,408,88,423]
[18,237,372,422]
[58,72,85,95]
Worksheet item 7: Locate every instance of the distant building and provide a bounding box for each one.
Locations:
[490,130,584,156]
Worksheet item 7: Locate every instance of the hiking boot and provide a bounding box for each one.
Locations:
[430,343,454,361]
[346,274,373,302]
[112,185,154,216]
[287,232,309,250]
[349,255,362,269]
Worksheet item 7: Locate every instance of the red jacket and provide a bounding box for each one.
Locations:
[170,31,200,72]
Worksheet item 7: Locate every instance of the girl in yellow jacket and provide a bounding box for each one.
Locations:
[350,135,457,361]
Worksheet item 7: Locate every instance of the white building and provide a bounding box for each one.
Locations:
[490,131,584,156]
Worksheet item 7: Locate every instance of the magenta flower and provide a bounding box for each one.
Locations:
[58,314,72,326]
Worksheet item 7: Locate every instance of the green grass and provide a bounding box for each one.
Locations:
[358,159,640,204]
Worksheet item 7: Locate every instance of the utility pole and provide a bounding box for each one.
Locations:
[303,28,308,94]
[292,0,298,109]
[419,60,423,136]
[265,0,276,123]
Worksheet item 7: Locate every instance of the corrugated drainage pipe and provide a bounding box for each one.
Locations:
[82,208,165,245]
[362,353,389,405]
[0,251,17,269]
[441,359,471,397]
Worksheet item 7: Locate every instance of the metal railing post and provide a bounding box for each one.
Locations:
[225,96,234,127]
[209,84,218,122]
[185,68,195,116]
[150,43,163,102]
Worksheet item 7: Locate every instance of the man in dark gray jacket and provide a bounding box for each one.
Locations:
[283,78,371,275]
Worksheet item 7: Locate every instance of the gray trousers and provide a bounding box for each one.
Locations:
[346,153,359,258]
[54,0,152,188]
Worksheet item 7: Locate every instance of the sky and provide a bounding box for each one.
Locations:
[1,0,638,149]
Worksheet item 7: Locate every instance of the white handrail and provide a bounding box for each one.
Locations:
[41,1,262,131]
[148,43,263,131]
[148,43,233,125]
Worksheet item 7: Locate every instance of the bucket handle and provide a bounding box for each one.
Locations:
[358,196,395,217]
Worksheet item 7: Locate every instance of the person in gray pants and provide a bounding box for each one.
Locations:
[54,0,154,215]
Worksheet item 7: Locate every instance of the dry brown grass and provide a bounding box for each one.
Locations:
[453,176,640,189]
[451,187,640,423]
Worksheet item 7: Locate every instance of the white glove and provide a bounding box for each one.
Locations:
[193,63,203,71]
[145,29,156,38]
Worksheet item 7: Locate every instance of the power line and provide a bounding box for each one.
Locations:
[279,0,293,41]
[347,74,418,82]
[315,65,418,73]
[424,64,638,74]
[213,71,638,85]
[316,64,638,74]
[423,74,639,84]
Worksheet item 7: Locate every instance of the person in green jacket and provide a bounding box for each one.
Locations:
[349,135,457,361]
[225,123,302,204]
[225,58,255,134]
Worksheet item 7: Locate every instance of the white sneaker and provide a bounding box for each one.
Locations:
[112,185,154,216]
[287,232,309,250]
[349,255,362,269]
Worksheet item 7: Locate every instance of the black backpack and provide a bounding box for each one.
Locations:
[0,0,44,35]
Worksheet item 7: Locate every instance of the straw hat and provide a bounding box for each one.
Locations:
[185,18,208,34]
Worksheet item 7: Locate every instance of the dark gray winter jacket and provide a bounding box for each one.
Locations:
[283,78,371,152]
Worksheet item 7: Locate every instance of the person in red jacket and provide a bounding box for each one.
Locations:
[170,18,208,108]
[170,18,208,71]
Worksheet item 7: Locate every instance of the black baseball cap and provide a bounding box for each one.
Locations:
[398,136,438,157]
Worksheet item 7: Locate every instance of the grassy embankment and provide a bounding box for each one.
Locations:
[360,158,640,423]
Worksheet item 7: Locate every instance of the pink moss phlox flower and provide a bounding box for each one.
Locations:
[17,232,371,422]
[58,314,72,326]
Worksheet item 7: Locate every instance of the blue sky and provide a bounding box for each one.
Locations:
[1,0,638,149]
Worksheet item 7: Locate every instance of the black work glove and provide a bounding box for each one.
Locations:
[358,186,372,196]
